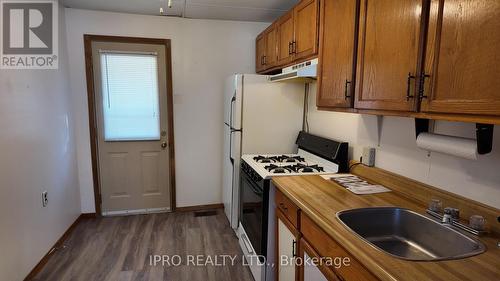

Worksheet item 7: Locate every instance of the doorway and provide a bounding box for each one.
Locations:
[84,35,175,216]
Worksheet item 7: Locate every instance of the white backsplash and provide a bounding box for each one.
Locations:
[307,83,500,209]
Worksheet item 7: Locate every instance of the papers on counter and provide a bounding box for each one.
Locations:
[320,174,391,195]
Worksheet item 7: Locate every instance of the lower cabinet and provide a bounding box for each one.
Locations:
[277,209,300,281]
[300,214,378,281]
[299,238,340,281]
[275,189,378,281]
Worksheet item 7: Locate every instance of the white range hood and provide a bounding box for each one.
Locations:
[268,58,318,82]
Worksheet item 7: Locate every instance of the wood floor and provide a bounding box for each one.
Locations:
[33,209,254,281]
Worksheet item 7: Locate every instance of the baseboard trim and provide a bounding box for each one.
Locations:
[176,203,224,212]
[24,213,88,280]
[81,212,97,218]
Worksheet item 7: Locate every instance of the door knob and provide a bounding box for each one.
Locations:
[161,142,167,149]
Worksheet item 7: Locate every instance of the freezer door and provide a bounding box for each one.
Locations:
[224,74,242,130]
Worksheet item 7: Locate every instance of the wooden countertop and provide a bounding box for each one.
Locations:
[272,173,500,281]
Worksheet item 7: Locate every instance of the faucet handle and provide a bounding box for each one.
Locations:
[469,215,486,231]
[428,199,442,213]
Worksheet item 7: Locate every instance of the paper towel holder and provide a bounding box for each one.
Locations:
[414,118,494,155]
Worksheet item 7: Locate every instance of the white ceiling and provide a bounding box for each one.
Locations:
[62,0,299,22]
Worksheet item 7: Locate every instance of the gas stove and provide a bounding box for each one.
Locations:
[237,132,348,281]
[241,150,340,179]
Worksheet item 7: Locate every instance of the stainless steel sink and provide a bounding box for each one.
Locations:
[337,207,486,261]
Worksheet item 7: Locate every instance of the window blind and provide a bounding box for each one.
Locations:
[100,52,160,141]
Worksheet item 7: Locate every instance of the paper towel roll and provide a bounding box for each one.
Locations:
[416,132,478,160]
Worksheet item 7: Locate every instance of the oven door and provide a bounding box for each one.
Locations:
[240,170,268,258]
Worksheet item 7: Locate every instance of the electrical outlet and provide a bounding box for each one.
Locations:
[42,191,48,207]
[362,147,376,167]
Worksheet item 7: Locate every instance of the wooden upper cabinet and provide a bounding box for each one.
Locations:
[355,0,424,112]
[421,0,500,116]
[256,33,266,73]
[256,25,277,73]
[277,11,295,66]
[256,0,320,74]
[317,0,359,108]
[265,25,277,69]
[293,0,319,60]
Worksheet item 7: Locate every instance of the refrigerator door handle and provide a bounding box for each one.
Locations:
[230,95,236,129]
[229,129,234,164]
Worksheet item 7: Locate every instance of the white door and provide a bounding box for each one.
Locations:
[278,218,296,281]
[92,41,171,215]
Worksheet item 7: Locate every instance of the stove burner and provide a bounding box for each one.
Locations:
[294,164,324,173]
[276,155,305,163]
[264,164,293,174]
[264,163,325,174]
[253,156,278,163]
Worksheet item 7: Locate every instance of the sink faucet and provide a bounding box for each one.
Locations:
[442,207,459,224]
[427,200,487,236]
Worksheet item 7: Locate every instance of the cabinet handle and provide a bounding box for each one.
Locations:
[288,42,292,55]
[292,240,297,257]
[344,80,352,100]
[292,41,297,54]
[279,202,288,211]
[406,72,416,101]
[419,74,431,99]
[263,55,266,65]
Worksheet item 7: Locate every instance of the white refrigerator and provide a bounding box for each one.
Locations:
[223,74,306,230]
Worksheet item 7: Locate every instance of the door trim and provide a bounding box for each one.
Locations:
[83,34,176,216]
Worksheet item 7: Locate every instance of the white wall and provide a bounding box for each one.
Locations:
[306,83,500,209]
[64,8,268,212]
[0,5,81,281]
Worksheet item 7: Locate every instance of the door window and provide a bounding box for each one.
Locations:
[100,52,160,141]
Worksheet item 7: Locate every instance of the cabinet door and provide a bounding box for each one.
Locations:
[299,238,340,281]
[256,33,267,73]
[277,11,295,66]
[278,217,297,281]
[265,26,278,69]
[293,0,319,60]
[355,0,424,111]
[301,214,377,281]
[421,0,500,116]
[317,0,359,108]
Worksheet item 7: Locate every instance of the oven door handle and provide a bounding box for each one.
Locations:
[250,185,263,196]
[243,175,263,196]
[241,233,255,256]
